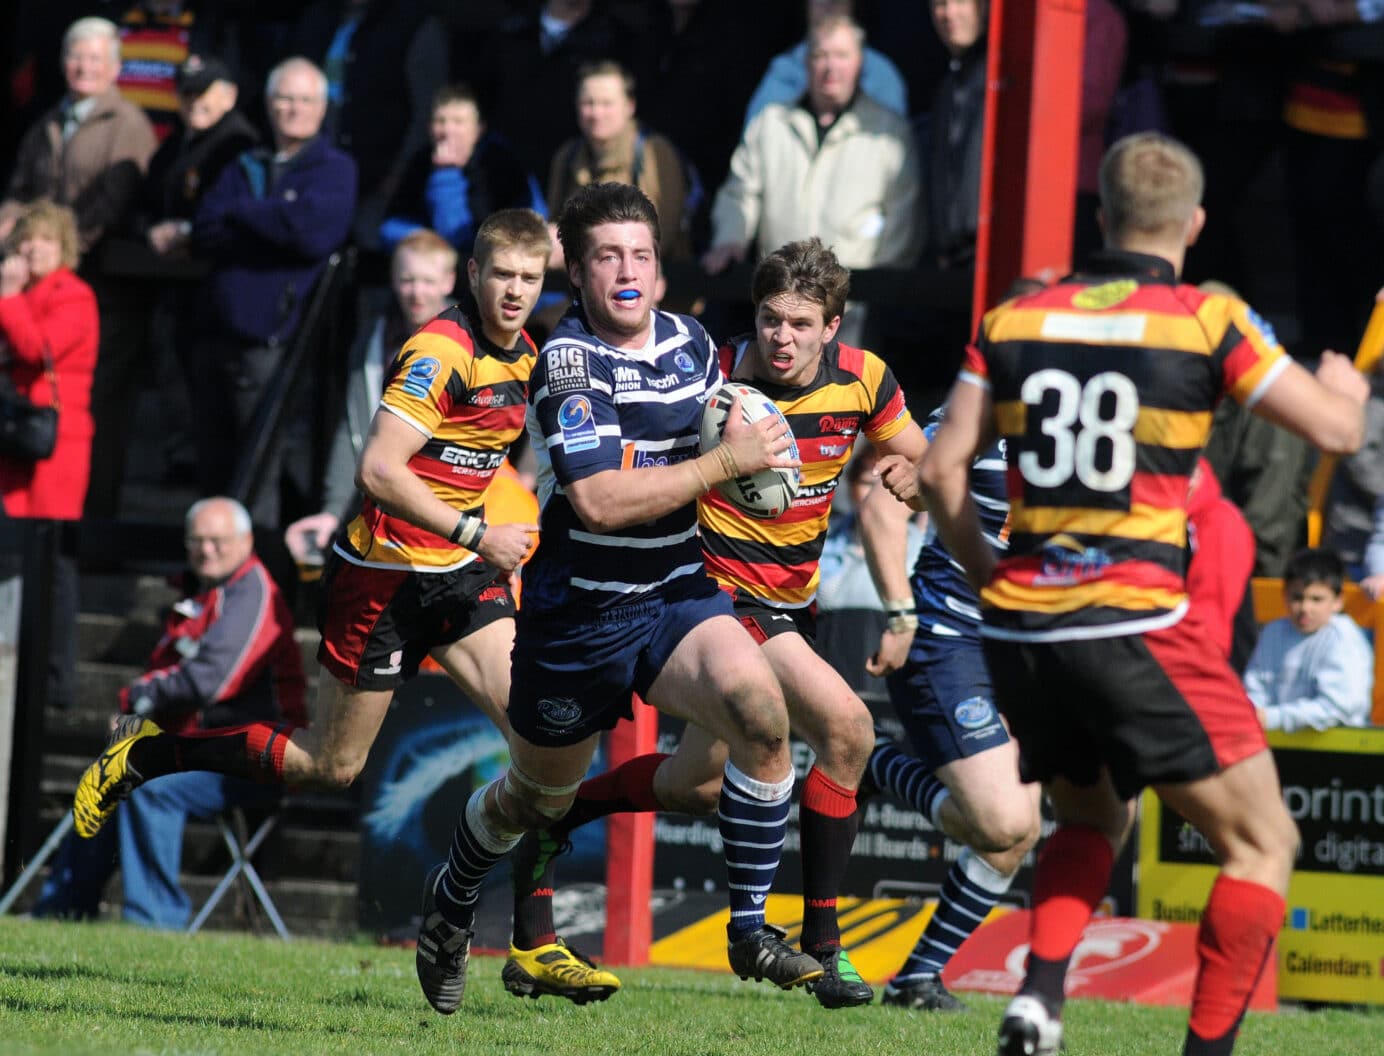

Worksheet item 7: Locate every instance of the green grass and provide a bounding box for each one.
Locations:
[0,918,1379,1055]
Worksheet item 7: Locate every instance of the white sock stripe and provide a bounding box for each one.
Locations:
[717,811,790,829]
[723,760,794,803]
[959,846,1017,893]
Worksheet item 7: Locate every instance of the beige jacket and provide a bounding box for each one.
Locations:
[1,87,157,254]
[710,93,920,269]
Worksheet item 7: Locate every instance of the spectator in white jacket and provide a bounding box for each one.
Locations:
[1245,547,1374,731]
[701,13,919,345]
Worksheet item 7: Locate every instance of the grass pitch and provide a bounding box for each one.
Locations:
[0,918,1379,1055]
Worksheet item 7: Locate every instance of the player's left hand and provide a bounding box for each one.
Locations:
[865,626,911,677]
[477,522,539,572]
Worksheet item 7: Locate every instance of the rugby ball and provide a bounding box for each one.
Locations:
[699,382,801,519]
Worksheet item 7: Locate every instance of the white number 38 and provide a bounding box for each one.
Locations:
[1019,369,1138,492]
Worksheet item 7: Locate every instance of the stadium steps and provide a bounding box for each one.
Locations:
[21,575,364,939]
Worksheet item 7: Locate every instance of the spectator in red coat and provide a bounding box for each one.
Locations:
[0,200,99,519]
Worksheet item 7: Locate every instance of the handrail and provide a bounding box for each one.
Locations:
[226,248,355,511]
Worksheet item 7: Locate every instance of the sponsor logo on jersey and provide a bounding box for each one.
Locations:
[1035,534,1113,584]
[614,365,642,392]
[954,695,995,730]
[1245,306,1279,347]
[648,372,680,389]
[818,413,860,436]
[546,345,591,395]
[401,356,440,399]
[558,394,600,452]
[439,446,505,470]
[625,446,695,469]
[471,387,505,407]
[674,350,697,373]
[537,696,583,730]
[1071,279,1137,310]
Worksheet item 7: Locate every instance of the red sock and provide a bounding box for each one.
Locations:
[798,766,859,951]
[1185,875,1283,1053]
[1022,825,1114,1008]
[554,751,671,835]
[171,722,293,782]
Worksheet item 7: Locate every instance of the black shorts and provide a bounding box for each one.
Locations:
[981,607,1266,801]
[730,589,816,646]
[317,553,514,690]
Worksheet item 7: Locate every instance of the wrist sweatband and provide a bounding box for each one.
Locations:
[449,513,487,549]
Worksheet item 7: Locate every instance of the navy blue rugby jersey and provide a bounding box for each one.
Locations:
[522,305,723,614]
[911,407,1010,639]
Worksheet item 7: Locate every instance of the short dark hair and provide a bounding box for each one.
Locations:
[472,208,551,271]
[1283,547,1346,595]
[556,182,661,267]
[576,59,635,103]
[750,237,850,324]
[432,83,480,113]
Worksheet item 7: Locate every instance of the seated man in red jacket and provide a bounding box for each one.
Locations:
[33,496,306,928]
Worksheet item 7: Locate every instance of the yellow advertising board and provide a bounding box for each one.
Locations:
[1138,727,1384,1004]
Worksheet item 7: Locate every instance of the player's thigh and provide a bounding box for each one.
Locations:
[936,737,1040,847]
[430,616,514,737]
[1153,748,1298,886]
[655,721,728,815]
[645,613,785,744]
[762,631,872,766]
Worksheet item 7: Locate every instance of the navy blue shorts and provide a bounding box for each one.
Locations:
[885,628,1010,770]
[508,577,734,746]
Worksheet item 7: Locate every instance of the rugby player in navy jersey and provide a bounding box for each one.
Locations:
[504,237,927,1009]
[856,405,1041,1013]
[414,183,817,1015]
[885,132,1369,1056]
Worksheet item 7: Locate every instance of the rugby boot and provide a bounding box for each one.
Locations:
[881,973,968,1011]
[727,924,824,990]
[805,945,874,1008]
[416,864,473,1015]
[501,938,621,1004]
[996,994,1064,1056]
[72,715,161,838]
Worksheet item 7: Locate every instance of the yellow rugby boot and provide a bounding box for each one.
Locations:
[72,716,162,838]
[501,938,621,1004]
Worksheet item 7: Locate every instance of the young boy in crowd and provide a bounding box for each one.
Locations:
[1245,547,1375,731]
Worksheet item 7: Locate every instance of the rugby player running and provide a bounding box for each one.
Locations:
[882,132,1368,1055]
[413,183,813,1016]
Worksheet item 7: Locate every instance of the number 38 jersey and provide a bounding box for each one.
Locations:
[962,250,1288,642]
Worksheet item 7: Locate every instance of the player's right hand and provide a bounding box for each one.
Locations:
[719,395,800,477]
[1315,349,1370,405]
[875,453,924,509]
[478,522,539,572]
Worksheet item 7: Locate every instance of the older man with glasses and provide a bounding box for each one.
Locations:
[33,497,307,929]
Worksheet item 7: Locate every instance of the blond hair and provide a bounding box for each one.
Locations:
[10,200,80,269]
[1098,132,1204,242]
[473,208,552,270]
[394,228,458,273]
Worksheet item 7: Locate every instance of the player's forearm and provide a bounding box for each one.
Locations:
[356,456,468,541]
[566,451,738,533]
[858,483,914,606]
[919,473,993,593]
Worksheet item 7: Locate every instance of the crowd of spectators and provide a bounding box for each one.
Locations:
[2,0,1384,576]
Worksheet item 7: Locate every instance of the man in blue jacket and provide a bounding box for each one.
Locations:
[190,56,357,526]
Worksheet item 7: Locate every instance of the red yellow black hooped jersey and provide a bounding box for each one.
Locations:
[699,337,912,608]
[340,306,537,572]
[963,250,1288,641]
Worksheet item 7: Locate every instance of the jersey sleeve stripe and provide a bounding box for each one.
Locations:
[380,402,432,437]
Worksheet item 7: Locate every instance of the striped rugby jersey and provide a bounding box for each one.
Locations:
[962,250,1288,641]
[912,407,1008,640]
[699,337,912,609]
[522,306,722,614]
[338,306,536,572]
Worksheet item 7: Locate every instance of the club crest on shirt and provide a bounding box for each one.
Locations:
[1071,279,1137,310]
